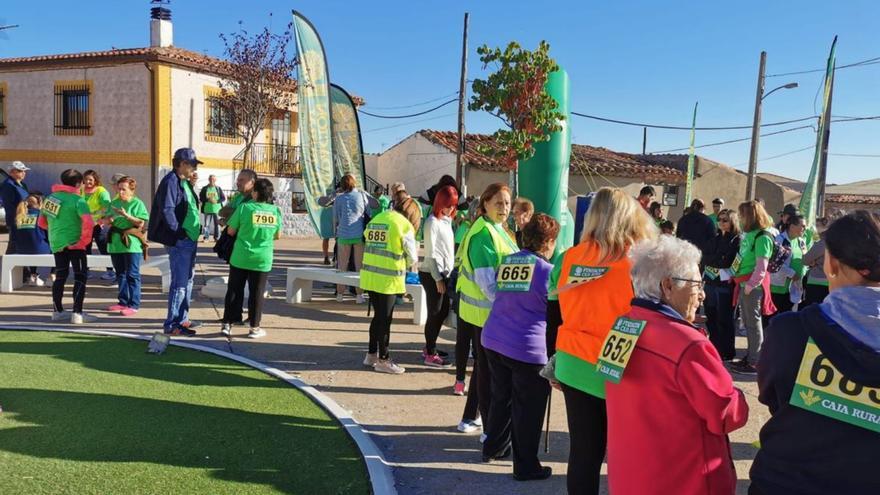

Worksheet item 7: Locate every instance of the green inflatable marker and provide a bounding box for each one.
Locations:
[518,69,574,256]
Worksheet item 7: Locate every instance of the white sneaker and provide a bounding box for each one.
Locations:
[336,294,344,302]
[248,327,266,339]
[356,294,367,304]
[480,433,487,444]
[51,311,70,321]
[473,417,483,427]
[374,359,405,374]
[457,420,480,434]
[220,323,231,337]
[363,352,379,367]
[71,312,97,324]
[34,276,45,287]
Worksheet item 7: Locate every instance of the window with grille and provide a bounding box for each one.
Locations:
[54,81,92,136]
[205,95,238,140]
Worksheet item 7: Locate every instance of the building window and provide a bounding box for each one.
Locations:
[54,81,93,136]
[662,185,679,206]
[204,86,240,143]
[0,82,6,135]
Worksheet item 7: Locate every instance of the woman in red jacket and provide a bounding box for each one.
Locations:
[605,235,749,495]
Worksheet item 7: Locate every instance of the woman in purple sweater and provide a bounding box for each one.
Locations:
[480,213,559,482]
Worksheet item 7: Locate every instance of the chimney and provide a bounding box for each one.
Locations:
[150,1,173,48]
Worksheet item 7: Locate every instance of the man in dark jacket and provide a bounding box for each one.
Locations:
[676,198,716,253]
[1,161,30,255]
[148,148,203,336]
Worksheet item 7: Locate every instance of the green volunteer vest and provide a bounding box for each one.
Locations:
[203,186,222,214]
[456,216,518,326]
[360,210,413,295]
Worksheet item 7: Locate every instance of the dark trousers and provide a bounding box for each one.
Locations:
[418,271,450,355]
[771,291,794,315]
[561,382,607,495]
[456,313,480,421]
[458,319,491,425]
[110,253,142,309]
[222,266,269,328]
[52,249,87,314]
[802,283,829,308]
[483,348,550,475]
[367,291,397,359]
[705,283,736,360]
[86,224,111,275]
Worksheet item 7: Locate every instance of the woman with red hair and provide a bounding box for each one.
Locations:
[419,185,459,367]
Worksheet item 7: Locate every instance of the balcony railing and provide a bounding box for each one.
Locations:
[233,144,302,178]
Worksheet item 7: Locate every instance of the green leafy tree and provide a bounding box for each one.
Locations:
[469,41,565,171]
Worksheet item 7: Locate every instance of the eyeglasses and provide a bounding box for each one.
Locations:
[718,218,730,223]
[671,277,705,290]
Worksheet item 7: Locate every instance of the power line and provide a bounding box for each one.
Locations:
[571,112,817,131]
[732,145,815,167]
[765,55,880,78]
[830,152,880,158]
[358,99,458,119]
[362,112,456,133]
[650,124,815,154]
[364,91,459,110]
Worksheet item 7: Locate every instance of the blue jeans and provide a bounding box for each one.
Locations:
[111,252,142,309]
[164,237,197,330]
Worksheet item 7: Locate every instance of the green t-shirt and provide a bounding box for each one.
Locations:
[181,179,201,241]
[107,197,149,254]
[83,186,111,219]
[467,221,517,270]
[202,186,222,215]
[708,213,719,229]
[454,220,471,245]
[771,235,810,294]
[42,191,90,253]
[555,350,607,399]
[370,195,390,219]
[547,249,566,302]
[229,202,282,272]
[733,229,774,277]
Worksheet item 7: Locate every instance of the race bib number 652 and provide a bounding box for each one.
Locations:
[596,317,647,384]
[790,338,880,433]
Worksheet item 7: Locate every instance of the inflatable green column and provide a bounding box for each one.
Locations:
[517,69,574,255]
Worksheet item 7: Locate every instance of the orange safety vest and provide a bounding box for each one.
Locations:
[556,241,634,365]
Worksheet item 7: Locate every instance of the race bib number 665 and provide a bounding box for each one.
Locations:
[497,255,536,292]
[790,339,880,433]
[596,317,647,384]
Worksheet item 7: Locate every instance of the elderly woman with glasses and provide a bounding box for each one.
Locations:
[605,235,749,495]
[701,208,742,361]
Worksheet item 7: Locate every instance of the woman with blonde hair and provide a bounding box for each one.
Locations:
[730,200,777,375]
[551,187,656,494]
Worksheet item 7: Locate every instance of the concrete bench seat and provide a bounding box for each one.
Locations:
[1,254,171,293]
[285,267,427,325]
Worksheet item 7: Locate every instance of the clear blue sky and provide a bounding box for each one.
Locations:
[2,1,878,185]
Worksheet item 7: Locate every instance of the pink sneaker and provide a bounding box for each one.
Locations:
[120,308,138,317]
[108,304,127,312]
[424,354,452,368]
[453,380,466,396]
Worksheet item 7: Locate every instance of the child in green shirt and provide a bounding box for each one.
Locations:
[37,169,95,324]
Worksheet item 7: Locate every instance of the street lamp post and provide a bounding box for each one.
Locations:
[746,50,798,201]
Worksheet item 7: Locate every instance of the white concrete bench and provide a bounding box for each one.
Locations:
[1,254,171,293]
[285,267,427,325]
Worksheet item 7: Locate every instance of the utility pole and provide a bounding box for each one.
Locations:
[746,51,767,201]
[642,127,647,155]
[816,69,835,217]
[456,12,469,198]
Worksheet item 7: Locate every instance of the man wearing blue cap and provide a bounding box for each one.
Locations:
[148,148,204,336]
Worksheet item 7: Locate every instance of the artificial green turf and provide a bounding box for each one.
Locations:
[0,331,370,495]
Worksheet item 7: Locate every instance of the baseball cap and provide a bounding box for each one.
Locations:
[9,161,30,172]
[779,203,799,216]
[173,148,203,166]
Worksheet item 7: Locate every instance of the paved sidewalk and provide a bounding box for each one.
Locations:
[0,235,766,494]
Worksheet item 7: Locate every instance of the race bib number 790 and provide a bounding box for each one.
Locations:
[252,211,277,227]
[790,338,880,433]
[596,317,647,384]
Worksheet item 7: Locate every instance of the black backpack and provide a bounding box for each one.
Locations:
[757,231,789,274]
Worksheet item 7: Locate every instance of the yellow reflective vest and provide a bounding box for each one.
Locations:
[456,216,517,326]
[360,210,414,295]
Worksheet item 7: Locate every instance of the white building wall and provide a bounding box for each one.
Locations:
[375,133,456,199]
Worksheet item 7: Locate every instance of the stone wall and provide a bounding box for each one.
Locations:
[274,191,318,238]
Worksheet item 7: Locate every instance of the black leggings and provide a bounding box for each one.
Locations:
[368,291,397,360]
[53,249,87,314]
[561,382,607,495]
[222,266,269,327]
[418,271,450,355]
[458,319,491,425]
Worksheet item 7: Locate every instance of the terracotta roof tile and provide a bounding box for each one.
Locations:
[826,194,880,205]
[419,130,684,183]
[0,46,231,73]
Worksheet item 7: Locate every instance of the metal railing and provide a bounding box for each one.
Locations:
[233,144,302,178]
[365,174,383,195]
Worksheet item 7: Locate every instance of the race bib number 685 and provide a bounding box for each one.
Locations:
[365,224,389,248]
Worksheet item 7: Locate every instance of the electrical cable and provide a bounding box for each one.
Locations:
[362,112,456,133]
[765,55,880,78]
[731,145,815,167]
[358,98,458,119]
[648,124,815,154]
[364,91,459,110]
[571,112,818,131]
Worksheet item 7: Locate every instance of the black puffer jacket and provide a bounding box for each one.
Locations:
[701,231,740,284]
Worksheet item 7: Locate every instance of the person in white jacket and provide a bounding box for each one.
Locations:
[418,185,459,368]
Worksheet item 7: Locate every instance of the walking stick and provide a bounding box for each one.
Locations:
[544,389,552,453]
